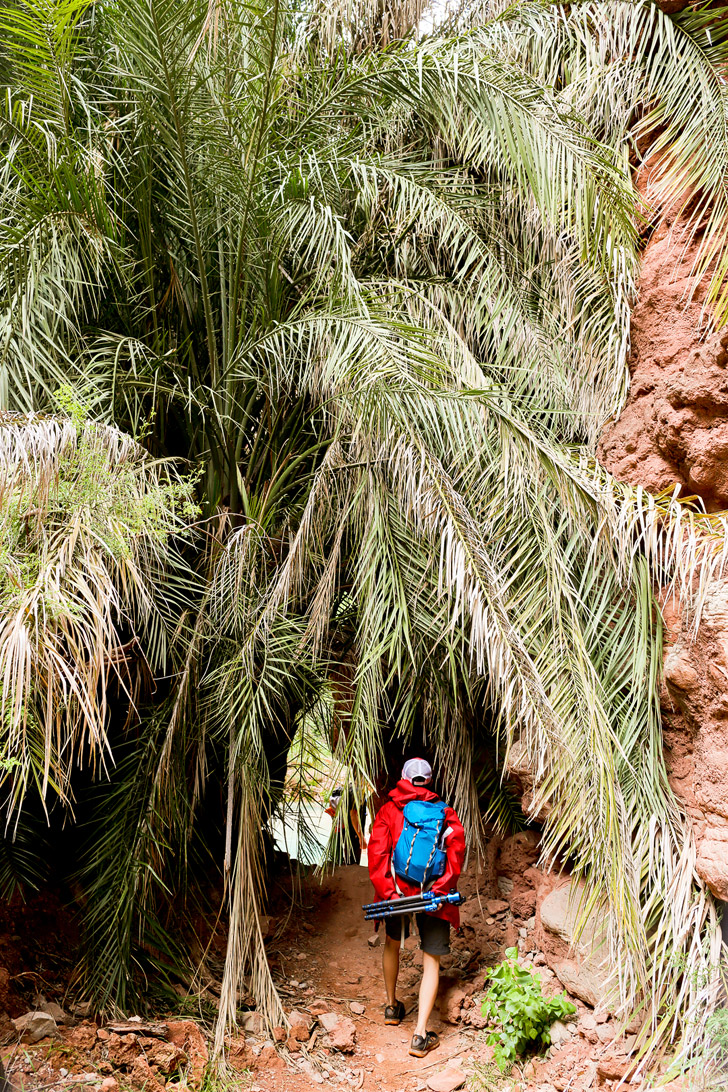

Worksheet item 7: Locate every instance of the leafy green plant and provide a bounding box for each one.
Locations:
[481,948,575,1072]
[706,1008,728,1058]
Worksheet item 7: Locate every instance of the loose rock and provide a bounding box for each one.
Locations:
[62,1023,97,1051]
[146,1039,188,1075]
[130,1056,166,1092]
[349,1002,366,1015]
[597,1054,639,1082]
[105,1032,142,1067]
[12,1011,58,1043]
[241,1011,266,1036]
[44,1002,72,1026]
[288,1010,312,1041]
[596,1023,614,1043]
[549,1020,570,1045]
[485,899,509,916]
[318,1012,357,1053]
[166,1019,209,1086]
[426,1068,467,1092]
[367,933,381,948]
[541,882,612,1009]
[440,985,466,1025]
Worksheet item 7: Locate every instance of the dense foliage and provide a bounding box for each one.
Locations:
[482,947,576,1071]
[2,0,728,1065]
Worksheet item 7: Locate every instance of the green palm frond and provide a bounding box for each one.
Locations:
[76,718,195,1013]
[0,0,93,132]
[476,766,529,838]
[0,808,48,898]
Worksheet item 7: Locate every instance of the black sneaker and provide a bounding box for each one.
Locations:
[408,1031,440,1057]
[384,1000,406,1025]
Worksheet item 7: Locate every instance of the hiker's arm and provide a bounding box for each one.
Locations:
[350,807,366,849]
[367,811,395,899]
[430,808,465,895]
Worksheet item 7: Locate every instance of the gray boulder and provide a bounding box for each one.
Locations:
[540,881,614,1010]
[12,1010,58,1043]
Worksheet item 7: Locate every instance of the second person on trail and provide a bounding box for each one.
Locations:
[367,758,466,1058]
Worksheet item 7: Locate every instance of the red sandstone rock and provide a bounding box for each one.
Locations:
[511,889,537,918]
[104,1032,140,1067]
[426,1068,467,1092]
[288,1009,312,1040]
[485,899,509,916]
[318,1012,357,1052]
[597,1053,639,1082]
[598,187,728,512]
[654,581,728,897]
[62,1023,97,1051]
[166,1019,209,1086]
[597,165,728,897]
[146,1039,187,1075]
[252,1044,284,1071]
[227,1036,253,1070]
[439,984,466,1024]
[129,1056,166,1092]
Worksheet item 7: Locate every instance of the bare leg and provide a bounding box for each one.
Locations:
[382,934,400,1006]
[414,952,441,1038]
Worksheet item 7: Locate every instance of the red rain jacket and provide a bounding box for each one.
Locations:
[367,780,466,927]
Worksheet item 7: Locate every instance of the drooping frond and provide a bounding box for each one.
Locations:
[0,411,195,819]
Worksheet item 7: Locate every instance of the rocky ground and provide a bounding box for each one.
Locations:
[0,836,666,1092]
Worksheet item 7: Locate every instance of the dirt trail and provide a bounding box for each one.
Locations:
[1,861,663,1092]
[262,864,482,1091]
[236,864,646,1092]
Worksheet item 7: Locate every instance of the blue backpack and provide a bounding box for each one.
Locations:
[392,799,448,887]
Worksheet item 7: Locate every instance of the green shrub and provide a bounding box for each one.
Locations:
[481,947,576,1071]
[707,1007,728,1058]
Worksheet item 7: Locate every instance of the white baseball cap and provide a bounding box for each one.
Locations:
[402,758,432,785]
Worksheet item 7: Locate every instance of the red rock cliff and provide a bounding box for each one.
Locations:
[598,168,728,895]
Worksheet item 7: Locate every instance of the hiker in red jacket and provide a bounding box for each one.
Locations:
[367,758,466,1058]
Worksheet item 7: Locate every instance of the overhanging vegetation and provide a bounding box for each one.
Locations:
[1,0,728,1069]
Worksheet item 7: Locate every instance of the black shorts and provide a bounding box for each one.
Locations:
[384,912,450,956]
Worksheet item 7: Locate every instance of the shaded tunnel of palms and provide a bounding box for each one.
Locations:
[2,0,728,1067]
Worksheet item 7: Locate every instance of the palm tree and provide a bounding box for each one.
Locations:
[2,0,728,1066]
